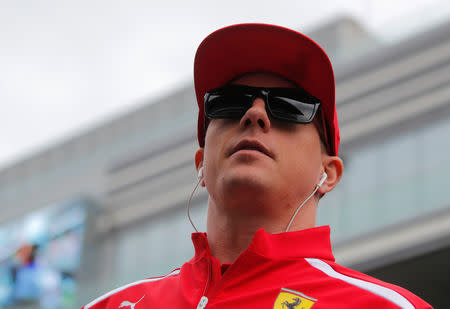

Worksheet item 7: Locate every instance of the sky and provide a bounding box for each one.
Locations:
[1,0,449,170]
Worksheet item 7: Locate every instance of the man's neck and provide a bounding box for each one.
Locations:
[205,198,317,264]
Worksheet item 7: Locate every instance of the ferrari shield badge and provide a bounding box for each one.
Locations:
[273,288,317,309]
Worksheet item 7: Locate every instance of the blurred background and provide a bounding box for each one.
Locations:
[1,0,450,308]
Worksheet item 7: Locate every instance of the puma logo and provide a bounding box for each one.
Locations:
[118,295,145,309]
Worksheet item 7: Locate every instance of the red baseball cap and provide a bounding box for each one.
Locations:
[194,23,340,156]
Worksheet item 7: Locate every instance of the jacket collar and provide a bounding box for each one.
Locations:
[191,225,334,262]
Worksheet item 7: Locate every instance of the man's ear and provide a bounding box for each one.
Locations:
[317,155,344,195]
[195,148,205,187]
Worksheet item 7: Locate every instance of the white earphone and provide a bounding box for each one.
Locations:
[317,172,327,188]
[197,167,204,180]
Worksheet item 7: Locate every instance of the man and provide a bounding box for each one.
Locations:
[83,24,432,309]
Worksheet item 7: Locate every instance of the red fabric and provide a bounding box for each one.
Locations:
[194,24,340,155]
[82,226,432,309]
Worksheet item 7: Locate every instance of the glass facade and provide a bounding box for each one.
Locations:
[112,201,208,288]
[318,116,450,242]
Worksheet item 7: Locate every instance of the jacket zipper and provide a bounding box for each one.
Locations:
[196,296,208,309]
[196,256,212,309]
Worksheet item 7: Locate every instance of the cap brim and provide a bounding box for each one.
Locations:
[194,23,339,155]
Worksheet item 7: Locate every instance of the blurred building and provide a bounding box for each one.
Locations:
[0,17,449,309]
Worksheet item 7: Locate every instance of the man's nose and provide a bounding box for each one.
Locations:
[239,98,271,132]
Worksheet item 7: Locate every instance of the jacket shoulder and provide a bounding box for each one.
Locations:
[305,258,432,309]
[81,268,180,309]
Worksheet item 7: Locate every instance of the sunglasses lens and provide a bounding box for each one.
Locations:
[269,96,319,123]
[205,88,253,118]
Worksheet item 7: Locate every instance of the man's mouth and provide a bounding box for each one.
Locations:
[230,140,273,158]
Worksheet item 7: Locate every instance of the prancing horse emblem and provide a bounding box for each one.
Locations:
[118,295,145,309]
[281,297,301,309]
[273,288,317,309]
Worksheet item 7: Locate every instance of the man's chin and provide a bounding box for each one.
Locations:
[222,171,272,195]
[216,176,274,216]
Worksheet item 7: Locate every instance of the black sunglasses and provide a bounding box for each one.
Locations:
[204,84,321,123]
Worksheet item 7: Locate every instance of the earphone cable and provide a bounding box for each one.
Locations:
[285,184,320,232]
[187,177,202,233]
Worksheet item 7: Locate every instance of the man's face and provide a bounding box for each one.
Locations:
[197,72,326,215]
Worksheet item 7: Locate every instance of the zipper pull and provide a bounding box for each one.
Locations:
[196,296,208,309]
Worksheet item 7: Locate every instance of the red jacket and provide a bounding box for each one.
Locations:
[82,226,432,308]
